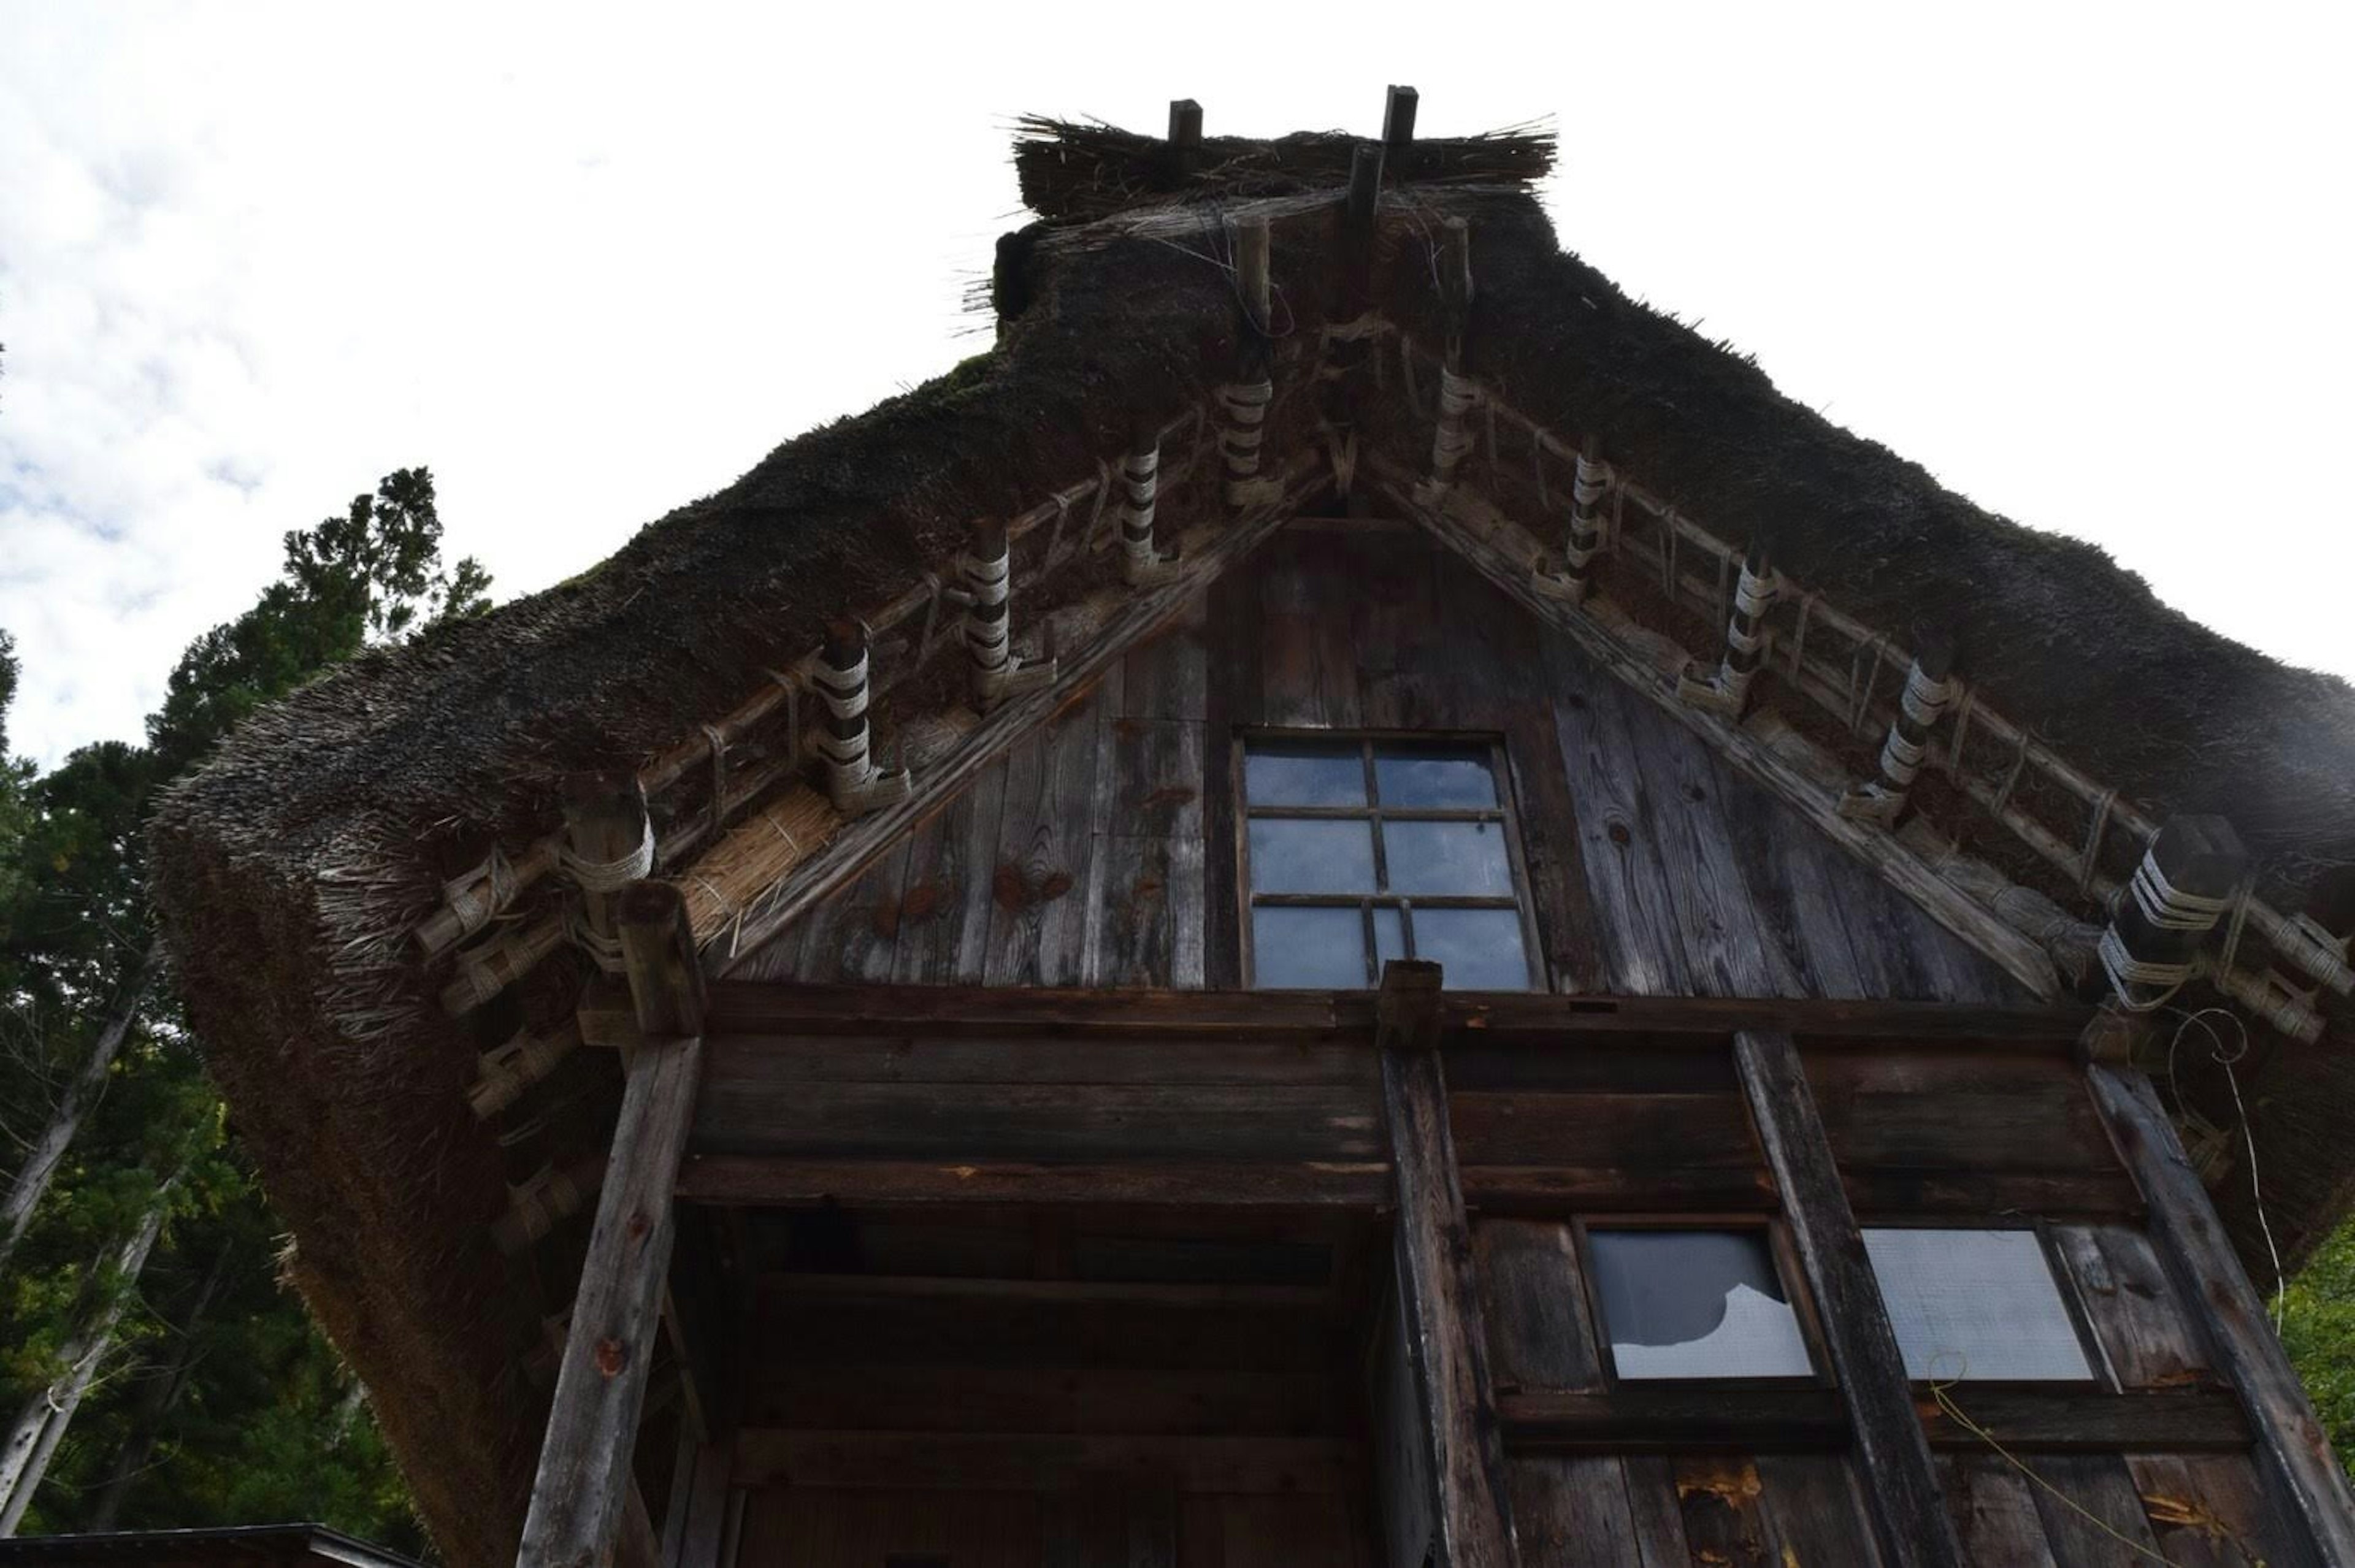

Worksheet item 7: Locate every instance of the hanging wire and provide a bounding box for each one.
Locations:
[2164,1004,2288,1328]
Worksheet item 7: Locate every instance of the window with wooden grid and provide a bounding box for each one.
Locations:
[1239,735,1537,990]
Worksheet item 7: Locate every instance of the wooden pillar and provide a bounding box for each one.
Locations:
[1118,421,1177,586]
[1734,1030,1964,1568]
[2092,1065,2355,1563]
[1426,218,1478,492]
[1166,98,1203,180]
[814,617,912,816]
[563,770,652,969]
[1677,533,1777,719]
[518,881,706,1568]
[1384,84,1420,151]
[1534,434,1609,604]
[1840,635,1958,826]
[1219,215,1275,511]
[2095,814,2242,1007]
[960,518,1056,709]
[1377,961,1518,1568]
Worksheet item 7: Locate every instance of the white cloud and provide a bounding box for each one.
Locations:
[2,1,2350,769]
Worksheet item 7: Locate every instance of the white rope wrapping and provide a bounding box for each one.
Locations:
[2098,926,2195,1008]
[1879,726,1929,784]
[1572,451,1609,511]
[564,902,628,975]
[1899,663,1956,729]
[442,846,516,939]
[2122,852,2235,931]
[963,549,1013,672]
[1733,561,1776,620]
[814,654,869,718]
[558,818,654,892]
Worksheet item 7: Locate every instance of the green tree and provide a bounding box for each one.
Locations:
[2284,1217,2355,1478]
[0,469,484,1545]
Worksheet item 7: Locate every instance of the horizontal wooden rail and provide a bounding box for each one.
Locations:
[1499,1386,2251,1455]
[702,979,2090,1044]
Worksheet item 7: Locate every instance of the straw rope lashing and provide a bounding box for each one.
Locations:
[467,1020,583,1122]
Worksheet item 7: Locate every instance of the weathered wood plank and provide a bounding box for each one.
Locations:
[1089,833,1208,990]
[1939,1453,2061,1568]
[1121,592,1210,723]
[692,1079,1380,1162]
[2028,1453,2168,1568]
[1673,1456,1778,1567]
[518,1039,704,1566]
[1499,1386,2252,1453]
[1507,1455,1643,1567]
[1736,1028,1964,1568]
[677,1156,1388,1209]
[2053,1223,2211,1391]
[759,1362,1336,1436]
[1474,1220,1603,1393]
[1756,1453,1888,1566]
[985,698,1101,986]
[701,977,2090,1042]
[1450,1088,1756,1169]
[2090,1065,2355,1566]
[1544,633,1699,996]
[701,1033,1374,1087]
[2127,1453,2305,1568]
[1380,965,1518,1568]
[1620,1455,1693,1567]
[729,1431,1355,1494]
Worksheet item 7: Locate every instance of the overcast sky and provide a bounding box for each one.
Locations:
[3,2,2349,770]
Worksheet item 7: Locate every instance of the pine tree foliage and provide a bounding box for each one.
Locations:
[0,468,484,1553]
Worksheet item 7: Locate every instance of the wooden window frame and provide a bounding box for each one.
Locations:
[1235,729,1544,990]
[1571,1214,1837,1391]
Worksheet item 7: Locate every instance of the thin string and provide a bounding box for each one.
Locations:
[2164,1005,2287,1328]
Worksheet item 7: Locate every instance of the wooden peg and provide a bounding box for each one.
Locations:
[1678,531,1778,719]
[1384,84,1420,151]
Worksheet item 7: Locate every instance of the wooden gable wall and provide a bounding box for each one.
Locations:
[732,521,2024,1008]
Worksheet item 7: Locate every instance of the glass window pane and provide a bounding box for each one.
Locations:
[1408,907,1531,990]
[1384,819,1514,896]
[1372,906,1406,972]
[1588,1230,1814,1381]
[1248,818,1376,894]
[1863,1229,2091,1382]
[1250,906,1369,989]
[1244,742,1365,808]
[1375,746,1498,809]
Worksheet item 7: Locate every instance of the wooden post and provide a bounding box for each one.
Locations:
[517,881,706,1568]
[1347,141,1385,239]
[562,770,651,971]
[1734,1029,1965,1568]
[1377,961,1518,1568]
[1166,98,1203,180]
[2095,814,2242,1009]
[1220,215,1276,512]
[1384,84,1420,151]
[813,618,912,816]
[1534,433,1609,604]
[1840,634,1958,827]
[960,517,1057,709]
[2091,1064,2355,1565]
[1426,218,1479,492]
[1118,421,1177,586]
[1677,532,1777,719]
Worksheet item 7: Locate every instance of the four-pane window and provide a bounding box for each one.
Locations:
[1241,736,1536,990]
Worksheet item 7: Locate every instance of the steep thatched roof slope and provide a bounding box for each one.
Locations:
[150,118,2355,1566]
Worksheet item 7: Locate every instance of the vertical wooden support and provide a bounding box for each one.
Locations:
[1384,84,1420,150]
[1840,634,1958,825]
[563,770,653,971]
[1118,422,1177,586]
[1677,533,1778,718]
[1534,434,1609,603]
[1220,215,1275,511]
[1426,218,1478,492]
[2095,814,2242,1011]
[961,517,1057,709]
[813,618,912,816]
[518,881,706,1568]
[2091,1064,2355,1564]
[1734,1029,1965,1568]
[1166,98,1203,179]
[1377,961,1518,1568]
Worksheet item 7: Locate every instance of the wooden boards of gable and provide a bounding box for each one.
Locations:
[728,522,2026,1003]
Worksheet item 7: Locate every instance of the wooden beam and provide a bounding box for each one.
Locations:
[1380,962,1518,1568]
[706,454,1327,976]
[562,770,651,957]
[730,1430,1354,1496]
[1374,457,2062,999]
[1735,1029,1964,1568]
[677,1156,1386,1210]
[1499,1386,2251,1455]
[1383,84,1419,150]
[700,979,2089,1044]
[2090,1065,2355,1564]
[517,884,706,1568]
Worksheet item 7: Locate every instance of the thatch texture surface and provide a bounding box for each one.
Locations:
[150,122,2355,1565]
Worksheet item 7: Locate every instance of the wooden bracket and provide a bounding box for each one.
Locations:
[1376,958,1444,1052]
[619,881,706,1040]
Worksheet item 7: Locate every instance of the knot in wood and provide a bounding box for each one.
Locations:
[594,1336,629,1377]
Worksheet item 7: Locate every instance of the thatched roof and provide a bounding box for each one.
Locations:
[149,115,2355,1567]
